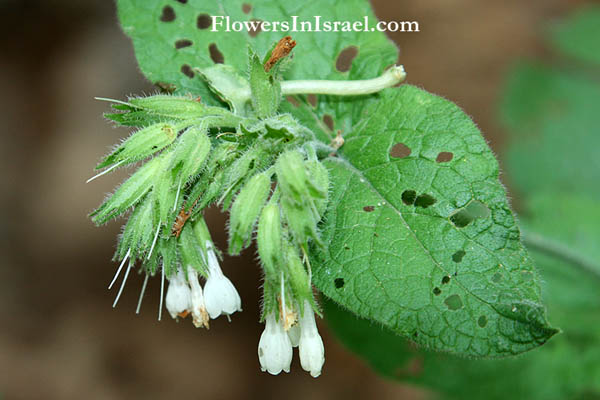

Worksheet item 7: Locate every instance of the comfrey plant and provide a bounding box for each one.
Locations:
[90,0,557,380]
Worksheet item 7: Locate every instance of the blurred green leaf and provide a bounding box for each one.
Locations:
[500,62,600,200]
[551,5,600,66]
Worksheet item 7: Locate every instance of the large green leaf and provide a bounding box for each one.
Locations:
[313,85,556,357]
[324,193,600,400]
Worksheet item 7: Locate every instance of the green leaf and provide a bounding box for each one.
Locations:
[312,85,556,357]
[550,5,600,66]
[324,192,600,400]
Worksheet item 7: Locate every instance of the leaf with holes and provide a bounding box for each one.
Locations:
[116,0,397,127]
[312,85,557,357]
[323,191,600,400]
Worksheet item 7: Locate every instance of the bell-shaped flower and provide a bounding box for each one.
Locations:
[203,243,242,319]
[258,312,293,375]
[165,267,192,319]
[298,300,325,378]
[187,268,209,329]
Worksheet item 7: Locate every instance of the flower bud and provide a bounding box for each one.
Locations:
[229,172,271,255]
[96,122,179,170]
[170,126,211,183]
[128,95,209,119]
[275,150,310,203]
[257,203,284,281]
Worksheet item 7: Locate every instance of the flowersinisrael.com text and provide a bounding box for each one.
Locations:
[211,16,419,33]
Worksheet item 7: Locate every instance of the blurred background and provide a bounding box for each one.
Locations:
[1,0,598,399]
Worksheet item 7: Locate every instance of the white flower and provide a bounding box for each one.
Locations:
[258,312,293,375]
[203,242,242,319]
[165,267,191,319]
[298,300,325,378]
[187,268,209,329]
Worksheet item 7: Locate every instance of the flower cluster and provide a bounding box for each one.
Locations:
[90,41,331,377]
[165,239,242,328]
[259,300,325,377]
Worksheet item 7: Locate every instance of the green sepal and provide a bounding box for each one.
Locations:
[249,48,281,119]
[279,196,321,248]
[178,223,207,277]
[284,243,315,316]
[228,171,272,255]
[257,202,284,282]
[152,152,177,224]
[91,155,165,225]
[304,159,330,215]
[116,194,154,260]
[159,236,179,277]
[96,122,179,170]
[275,150,312,204]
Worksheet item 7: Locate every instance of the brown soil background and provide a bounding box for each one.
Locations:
[0,0,590,399]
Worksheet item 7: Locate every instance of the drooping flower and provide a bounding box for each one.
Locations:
[187,267,210,329]
[165,267,192,319]
[258,312,293,375]
[298,300,325,378]
[203,242,242,319]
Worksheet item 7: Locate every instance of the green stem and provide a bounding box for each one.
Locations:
[281,65,406,96]
[522,231,600,280]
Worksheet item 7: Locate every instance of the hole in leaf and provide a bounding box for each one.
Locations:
[175,0,187,3]
[323,114,334,131]
[444,294,463,311]
[334,278,345,289]
[452,250,465,263]
[197,14,212,29]
[160,6,176,22]
[209,43,224,64]
[414,194,436,209]
[175,39,193,49]
[335,46,358,72]
[344,246,350,250]
[436,152,454,163]
[401,190,417,205]
[450,200,490,228]
[433,287,441,296]
[156,82,176,94]
[373,232,379,237]
[363,206,375,212]
[478,315,488,328]
[441,276,450,285]
[181,64,195,78]
[390,143,411,158]
[242,3,252,13]
[286,96,299,107]
[307,94,317,107]
[492,272,502,283]
[248,19,263,37]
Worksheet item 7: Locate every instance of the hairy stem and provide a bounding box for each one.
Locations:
[281,65,406,96]
[522,231,600,280]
